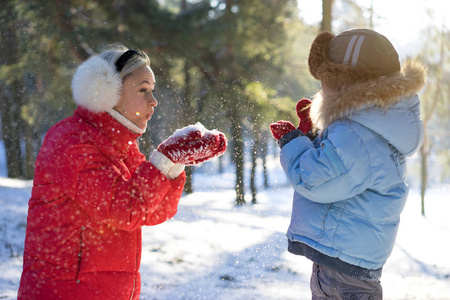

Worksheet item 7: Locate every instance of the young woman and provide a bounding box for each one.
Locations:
[18,44,226,299]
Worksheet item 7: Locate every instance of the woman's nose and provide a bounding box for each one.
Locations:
[148,94,158,107]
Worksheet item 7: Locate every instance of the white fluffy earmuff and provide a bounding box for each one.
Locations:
[71,56,122,113]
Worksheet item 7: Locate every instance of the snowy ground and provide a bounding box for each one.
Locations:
[1,152,450,299]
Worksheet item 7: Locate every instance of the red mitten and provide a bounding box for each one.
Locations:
[157,123,227,165]
[296,99,312,134]
[189,131,227,165]
[270,121,296,140]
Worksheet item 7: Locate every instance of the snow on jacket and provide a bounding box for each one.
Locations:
[282,59,426,270]
[18,107,185,300]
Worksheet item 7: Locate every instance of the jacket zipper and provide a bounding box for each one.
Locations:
[130,231,141,300]
[129,251,138,299]
[76,226,85,283]
[130,277,136,300]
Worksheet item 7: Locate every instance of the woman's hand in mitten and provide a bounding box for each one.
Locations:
[157,124,227,165]
[188,131,227,165]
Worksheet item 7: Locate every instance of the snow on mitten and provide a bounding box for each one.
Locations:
[188,131,227,165]
[157,122,227,166]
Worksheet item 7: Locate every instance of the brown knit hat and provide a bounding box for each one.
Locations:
[308,29,400,91]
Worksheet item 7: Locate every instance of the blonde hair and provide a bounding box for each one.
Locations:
[98,43,151,80]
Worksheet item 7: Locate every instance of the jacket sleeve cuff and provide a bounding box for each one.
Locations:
[277,129,303,148]
[150,150,185,179]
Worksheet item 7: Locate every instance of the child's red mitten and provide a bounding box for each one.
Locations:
[296,99,312,134]
[270,121,296,141]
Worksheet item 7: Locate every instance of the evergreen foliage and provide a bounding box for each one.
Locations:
[0,0,316,203]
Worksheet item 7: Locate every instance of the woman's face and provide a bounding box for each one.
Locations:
[114,65,157,130]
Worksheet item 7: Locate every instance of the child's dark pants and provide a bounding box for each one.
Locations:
[310,263,383,300]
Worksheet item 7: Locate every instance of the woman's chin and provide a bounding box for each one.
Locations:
[139,121,148,130]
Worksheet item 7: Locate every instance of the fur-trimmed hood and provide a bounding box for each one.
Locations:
[311,58,427,129]
[310,58,427,156]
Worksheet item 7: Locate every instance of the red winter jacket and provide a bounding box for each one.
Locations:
[18,107,185,300]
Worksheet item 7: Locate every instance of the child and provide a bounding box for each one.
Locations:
[270,29,427,299]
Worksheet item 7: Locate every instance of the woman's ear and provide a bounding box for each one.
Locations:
[72,56,122,113]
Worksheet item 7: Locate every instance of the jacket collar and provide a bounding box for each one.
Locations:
[75,107,141,155]
[310,59,427,130]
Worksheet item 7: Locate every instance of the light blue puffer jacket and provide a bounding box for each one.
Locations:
[281,94,423,270]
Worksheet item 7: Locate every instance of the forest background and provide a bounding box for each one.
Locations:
[0,0,449,209]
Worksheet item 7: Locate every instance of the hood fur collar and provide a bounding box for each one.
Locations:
[310,59,427,130]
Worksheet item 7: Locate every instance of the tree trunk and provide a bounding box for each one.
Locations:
[0,18,24,178]
[184,166,193,194]
[419,24,445,216]
[55,0,90,62]
[261,132,269,188]
[218,155,224,174]
[420,142,427,216]
[182,58,194,194]
[24,120,35,179]
[321,0,333,32]
[230,111,245,205]
[250,135,258,204]
[420,126,429,216]
[0,80,24,178]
